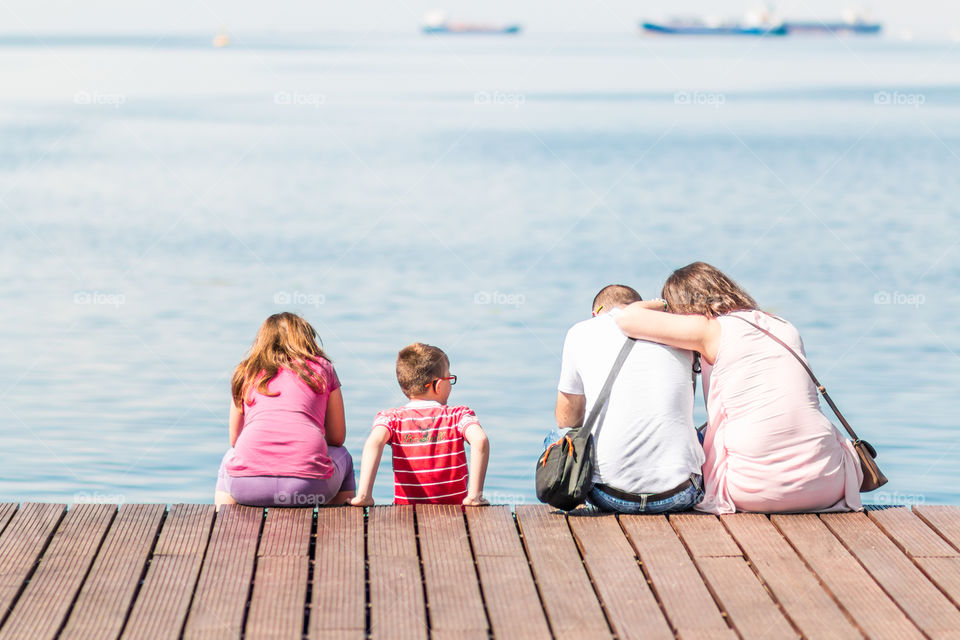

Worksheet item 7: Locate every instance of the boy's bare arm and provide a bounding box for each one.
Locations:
[462,423,490,506]
[350,425,391,507]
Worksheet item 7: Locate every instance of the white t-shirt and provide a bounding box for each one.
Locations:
[558,310,705,494]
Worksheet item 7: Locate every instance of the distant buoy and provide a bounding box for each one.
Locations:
[213,29,231,48]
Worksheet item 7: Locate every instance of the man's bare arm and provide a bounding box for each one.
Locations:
[555,391,586,428]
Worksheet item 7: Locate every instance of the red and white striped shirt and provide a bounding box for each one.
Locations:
[373,400,480,504]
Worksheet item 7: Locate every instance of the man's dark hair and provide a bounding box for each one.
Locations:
[592,284,642,312]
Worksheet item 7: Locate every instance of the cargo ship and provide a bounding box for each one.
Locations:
[640,20,787,36]
[422,11,522,35]
[782,12,882,35]
[642,9,881,37]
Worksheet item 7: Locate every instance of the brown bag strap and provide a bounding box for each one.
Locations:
[727,314,863,444]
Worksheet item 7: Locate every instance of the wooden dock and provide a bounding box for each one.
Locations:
[1,503,960,639]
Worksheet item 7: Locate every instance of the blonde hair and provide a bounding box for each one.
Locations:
[231,312,330,407]
[661,262,758,317]
[396,342,449,397]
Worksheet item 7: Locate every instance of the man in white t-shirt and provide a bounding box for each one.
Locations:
[554,284,704,513]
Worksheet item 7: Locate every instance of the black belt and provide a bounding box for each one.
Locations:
[595,477,694,504]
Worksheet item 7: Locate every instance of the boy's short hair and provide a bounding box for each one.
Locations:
[396,342,450,397]
[592,284,642,312]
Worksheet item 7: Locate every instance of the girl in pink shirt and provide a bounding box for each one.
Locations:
[616,262,862,514]
[214,313,356,508]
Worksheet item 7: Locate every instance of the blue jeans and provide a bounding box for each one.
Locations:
[589,474,703,514]
[542,428,704,514]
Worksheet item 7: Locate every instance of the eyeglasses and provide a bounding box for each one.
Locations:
[426,375,457,388]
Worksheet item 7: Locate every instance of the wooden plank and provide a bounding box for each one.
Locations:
[60,503,166,640]
[121,504,215,640]
[672,514,797,639]
[619,514,734,640]
[429,632,487,640]
[913,557,960,611]
[367,505,426,640]
[0,505,15,537]
[309,507,365,640]
[246,508,313,640]
[464,506,551,640]
[182,505,263,640]
[464,505,526,558]
[915,505,960,551]
[669,513,742,557]
[869,507,959,557]
[0,503,115,640]
[868,507,960,611]
[822,512,960,639]
[515,505,610,640]
[415,504,487,634]
[0,503,66,629]
[722,514,859,638]
[914,506,960,605]
[248,556,310,640]
[568,513,672,640]
[771,513,923,640]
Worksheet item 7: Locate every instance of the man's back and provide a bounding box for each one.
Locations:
[558,310,704,494]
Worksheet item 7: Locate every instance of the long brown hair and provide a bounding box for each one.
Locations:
[231,313,330,407]
[661,262,758,317]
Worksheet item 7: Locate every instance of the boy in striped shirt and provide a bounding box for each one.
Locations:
[351,343,490,506]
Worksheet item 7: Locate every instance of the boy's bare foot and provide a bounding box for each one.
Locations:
[350,494,374,507]
[462,495,489,506]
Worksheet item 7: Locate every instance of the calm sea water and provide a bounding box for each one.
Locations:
[1,33,958,506]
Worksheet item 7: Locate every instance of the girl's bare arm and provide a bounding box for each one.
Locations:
[324,387,346,447]
[229,401,244,447]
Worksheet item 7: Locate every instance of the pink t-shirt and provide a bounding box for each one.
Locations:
[225,359,340,479]
[698,310,862,514]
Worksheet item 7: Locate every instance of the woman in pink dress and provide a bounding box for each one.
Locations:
[616,262,862,514]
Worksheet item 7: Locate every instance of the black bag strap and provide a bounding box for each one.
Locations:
[727,314,864,444]
[581,337,636,437]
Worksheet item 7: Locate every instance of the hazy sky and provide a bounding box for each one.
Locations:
[1,1,957,39]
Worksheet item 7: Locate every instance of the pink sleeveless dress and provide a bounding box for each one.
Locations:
[697,310,863,514]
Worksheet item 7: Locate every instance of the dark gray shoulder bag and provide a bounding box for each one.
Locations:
[536,338,635,510]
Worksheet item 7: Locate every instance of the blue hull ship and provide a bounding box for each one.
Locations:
[782,21,882,35]
[422,25,522,35]
[641,21,788,36]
